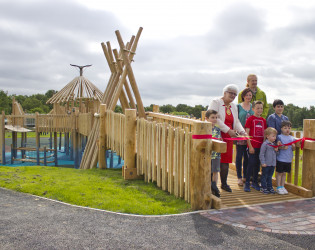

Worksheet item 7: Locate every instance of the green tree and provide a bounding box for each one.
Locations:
[160,104,175,114]
[0,90,11,114]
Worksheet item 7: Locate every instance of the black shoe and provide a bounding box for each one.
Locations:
[221,184,232,192]
[211,182,221,198]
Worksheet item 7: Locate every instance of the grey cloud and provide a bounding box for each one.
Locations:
[0,0,128,95]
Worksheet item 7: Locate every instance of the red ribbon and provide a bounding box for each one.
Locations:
[267,137,315,150]
[191,134,315,150]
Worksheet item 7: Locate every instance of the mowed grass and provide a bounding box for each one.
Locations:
[0,166,192,215]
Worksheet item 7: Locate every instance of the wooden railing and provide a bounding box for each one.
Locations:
[146,112,194,131]
[37,114,73,133]
[136,117,192,202]
[105,110,125,159]
[6,114,36,128]
[102,109,226,210]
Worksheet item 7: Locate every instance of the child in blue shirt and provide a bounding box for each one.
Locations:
[267,99,289,135]
[259,127,278,194]
[276,120,296,195]
[205,109,221,198]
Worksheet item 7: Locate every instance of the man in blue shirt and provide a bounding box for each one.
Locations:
[267,99,289,135]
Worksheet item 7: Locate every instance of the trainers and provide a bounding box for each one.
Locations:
[261,188,269,194]
[268,188,276,194]
[244,183,251,192]
[251,183,261,191]
[277,188,285,195]
[282,187,289,194]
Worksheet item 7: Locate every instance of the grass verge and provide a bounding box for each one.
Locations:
[0,166,192,215]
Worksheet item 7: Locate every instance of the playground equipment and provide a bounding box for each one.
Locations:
[1,27,315,210]
[79,27,146,170]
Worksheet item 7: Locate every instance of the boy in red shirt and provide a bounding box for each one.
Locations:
[244,101,267,192]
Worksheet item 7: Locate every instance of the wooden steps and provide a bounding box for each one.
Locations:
[218,170,302,208]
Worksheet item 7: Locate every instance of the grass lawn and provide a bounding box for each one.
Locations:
[0,166,192,215]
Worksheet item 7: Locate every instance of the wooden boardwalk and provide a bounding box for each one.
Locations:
[218,169,302,208]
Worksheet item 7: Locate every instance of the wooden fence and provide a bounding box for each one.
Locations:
[103,109,226,210]
[136,117,192,202]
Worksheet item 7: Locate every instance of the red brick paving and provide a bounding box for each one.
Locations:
[200,198,315,235]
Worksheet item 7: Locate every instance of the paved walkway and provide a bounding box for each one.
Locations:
[1,188,315,249]
[201,198,315,235]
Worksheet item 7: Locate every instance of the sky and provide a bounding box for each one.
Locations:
[1,0,315,108]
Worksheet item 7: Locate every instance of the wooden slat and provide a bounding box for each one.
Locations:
[152,121,157,182]
[179,129,185,198]
[156,123,161,187]
[174,127,179,197]
[218,169,302,208]
[161,123,167,191]
[168,126,174,194]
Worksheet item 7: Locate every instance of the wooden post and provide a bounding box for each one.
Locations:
[44,146,47,166]
[115,28,146,118]
[152,105,159,113]
[54,132,58,166]
[0,111,5,164]
[35,112,40,165]
[98,104,107,169]
[59,132,62,150]
[201,111,206,121]
[123,109,141,179]
[49,132,53,149]
[190,121,212,210]
[11,144,14,164]
[72,113,79,168]
[302,119,315,195]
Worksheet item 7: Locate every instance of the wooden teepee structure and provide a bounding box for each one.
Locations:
[46,65,103,114]
[80,27,145,169]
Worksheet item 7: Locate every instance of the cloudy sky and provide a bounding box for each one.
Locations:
[1,0,315,108]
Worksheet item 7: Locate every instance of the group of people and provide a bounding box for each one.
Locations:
[206,74,295,197]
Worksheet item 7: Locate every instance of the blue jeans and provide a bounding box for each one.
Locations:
[261,166,275,189]
[246,148,260,185]
[236,145,248,179]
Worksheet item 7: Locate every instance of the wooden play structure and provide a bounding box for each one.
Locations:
[1,27,315,211]
[0,62,103,167]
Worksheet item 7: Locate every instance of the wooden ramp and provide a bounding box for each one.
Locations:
[218,169,302,208]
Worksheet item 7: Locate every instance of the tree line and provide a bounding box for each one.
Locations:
[0,89,56,114]
[1,89,314,129]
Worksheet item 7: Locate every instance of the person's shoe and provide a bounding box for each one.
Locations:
[277,188,285,195]
[268,188,276,194]
[238,178,243,186]
[211,182,221,198]
[244,183,251,192]
[251,183,261,191]
[221,184,232,192]
[282,187,289,194]
[261,188,269,194]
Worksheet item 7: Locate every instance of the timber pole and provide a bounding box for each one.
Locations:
[123,109,142,179]
[190,120,212,210]
[302,119,315,196]
[98,104,107,169]
[1,111,5,164]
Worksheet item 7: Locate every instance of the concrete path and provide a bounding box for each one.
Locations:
[0,188,314,249]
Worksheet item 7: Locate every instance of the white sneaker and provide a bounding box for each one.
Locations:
[282,187,288,194]
[277,188,285,195]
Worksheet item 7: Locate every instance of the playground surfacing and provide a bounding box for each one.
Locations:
[2,137,123,168]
